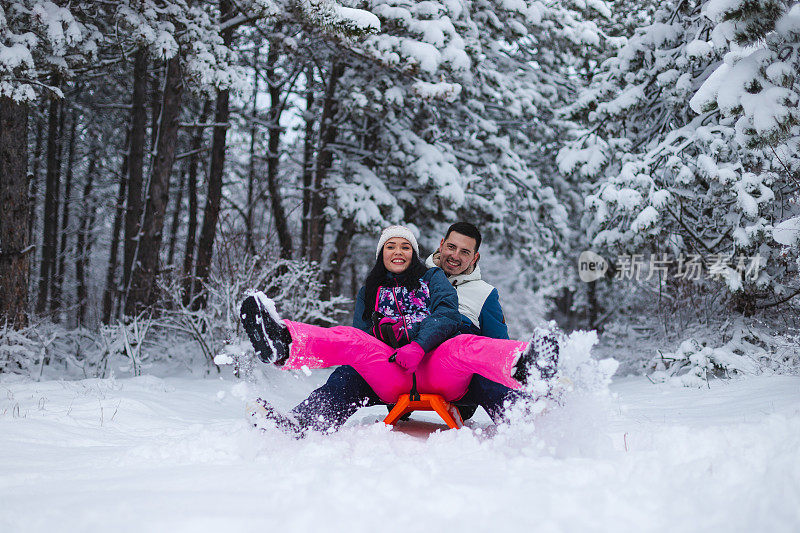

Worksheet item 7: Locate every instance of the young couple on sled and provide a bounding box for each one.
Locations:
[240,222,560,437]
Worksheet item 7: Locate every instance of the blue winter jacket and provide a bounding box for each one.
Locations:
[353,267,460,352]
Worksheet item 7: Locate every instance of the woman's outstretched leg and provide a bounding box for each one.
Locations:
[283,321,412,403]
[240,292,411,403]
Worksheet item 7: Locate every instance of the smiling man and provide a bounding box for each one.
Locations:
[426,222,508,340]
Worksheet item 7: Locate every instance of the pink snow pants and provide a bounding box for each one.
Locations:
[283,321,526,403]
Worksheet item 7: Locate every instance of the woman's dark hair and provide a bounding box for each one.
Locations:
[362,248,428,321]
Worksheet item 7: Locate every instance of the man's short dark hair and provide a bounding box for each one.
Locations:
[445,222,482,252]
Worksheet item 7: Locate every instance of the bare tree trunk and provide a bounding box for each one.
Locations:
[52,102,79,316]
[191,0,232,310]
[127,54,184,313]
[166,166,186,267]
[245,47,259,256]
[76,153,97,326]
[101,129,130,324]
[36,81,61,315]
[321,217,355,300]
[47,99,66,312]
[192,91,229,310]
[122,49,149,301]
[350,262,358,300]
[28,106,45,247]
[320,113,378,298]
[587,279,599,332]
[301,65,315,259]
[265,38,293,259]
[308,60,344,263]
[181,100,210,306]
[0,97,30,328]
[150,61,161,153]
[26,104,45,306]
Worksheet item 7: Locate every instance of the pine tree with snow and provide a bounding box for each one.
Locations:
[692,0,800,306]
[560,0,799,310]
[274,1,615,296]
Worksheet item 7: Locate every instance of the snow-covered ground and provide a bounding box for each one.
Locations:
[1,367,798,533]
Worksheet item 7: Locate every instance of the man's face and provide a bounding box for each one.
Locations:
[438,231,479,276]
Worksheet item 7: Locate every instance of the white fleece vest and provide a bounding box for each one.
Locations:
[426,253,495,327]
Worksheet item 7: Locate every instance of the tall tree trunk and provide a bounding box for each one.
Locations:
[192,90,229,310]
[127,54,184,314]
[192,0,232,310]
[309,60,344,263]
[320,114,377,298]
[26,103,45,305]
[166,166,186,267]
[101,129,130,324]
[0,98,30,328]
[52,102,79,315]
[122,49,149,300]
[47,98,66,312]
[181,100,210,306]
[28,106,45,246]
[321,217,356,300]
[36,81,62,315]
[76,153,97,326]
[301,65,315,259]
[265,38,292,260]
[150,61,161,154]
[245,47,259,256]
[587,279,599,331]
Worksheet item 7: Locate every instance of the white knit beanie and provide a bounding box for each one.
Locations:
[375,225,420,259]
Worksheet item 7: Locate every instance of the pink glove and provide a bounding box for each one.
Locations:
[390,342,425,374]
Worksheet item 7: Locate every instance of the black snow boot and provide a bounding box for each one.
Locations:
[512,331,560,385]
[240,292,291,365]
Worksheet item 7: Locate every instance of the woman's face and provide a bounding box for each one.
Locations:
[382,237,414,274]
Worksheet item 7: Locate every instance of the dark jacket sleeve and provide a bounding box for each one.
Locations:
[478,288,509,340]
[458,314,482,336]
[410,267,459,352]
[352,286,371,333]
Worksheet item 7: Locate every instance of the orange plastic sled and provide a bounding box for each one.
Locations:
[383,392,464,429]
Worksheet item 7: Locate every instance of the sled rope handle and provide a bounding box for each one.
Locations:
[387,353,421,401]
[410,373,420,402]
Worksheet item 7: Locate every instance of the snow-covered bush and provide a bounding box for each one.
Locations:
[96,316,158,377]
[3,256,351,379]
[646,322,783,386]
[0,321,111,378]
[207,257,352,381]
[0,323,39,374]
[151,257,351,375]
[649,338,756,387]
[195,257,351,328]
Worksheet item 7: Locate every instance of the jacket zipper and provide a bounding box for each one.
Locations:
[392,281,411,343]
